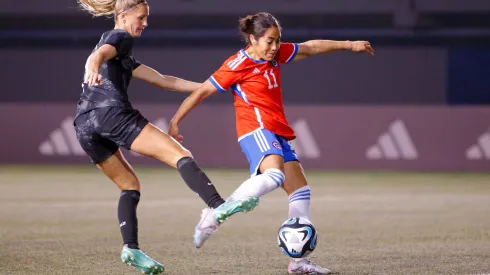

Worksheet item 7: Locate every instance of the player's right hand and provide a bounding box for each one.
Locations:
[84,71,102,87]
[168,121,184,144]
[351,41,375,56]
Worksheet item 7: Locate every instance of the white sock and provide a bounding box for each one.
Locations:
[227,168,285,201]
[288,185,311,221]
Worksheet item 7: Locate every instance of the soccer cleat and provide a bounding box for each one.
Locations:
[121,246,164,274]
[213,196,259,223]
[288,257,331,274]
[193,196,259,248]
[193,208,219,249]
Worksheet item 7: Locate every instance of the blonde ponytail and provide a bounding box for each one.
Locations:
[77,0,117,17]
[78,0,147,18]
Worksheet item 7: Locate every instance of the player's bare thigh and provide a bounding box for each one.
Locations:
[259,154,285,174]
[130,123,192,168]
[259,155,308,196]
[97,149,141,191]
[282,161,308,195]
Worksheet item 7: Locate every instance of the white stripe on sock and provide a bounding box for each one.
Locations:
[288,186,311,220]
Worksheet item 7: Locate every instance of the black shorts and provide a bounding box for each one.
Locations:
[74,107,149,164]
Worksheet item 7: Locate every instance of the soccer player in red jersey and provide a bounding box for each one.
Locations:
[169,12,374,274]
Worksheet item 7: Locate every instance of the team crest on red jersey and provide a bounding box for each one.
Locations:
[271,59,278,67]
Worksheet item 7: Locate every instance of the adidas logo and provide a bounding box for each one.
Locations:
[39,117,169,157]
[39,117,85,156]
[466,128,490,160]
[253,68,261,74]
[290,119,321,159]
[366,119,418,160]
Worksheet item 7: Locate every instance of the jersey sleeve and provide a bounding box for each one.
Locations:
[208,62,242,93]
[102,30,134,56]
[276,42,299,64]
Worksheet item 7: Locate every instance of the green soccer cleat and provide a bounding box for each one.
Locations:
[193,196,259,248]
[213,196,259,223]
[121,247,164,274]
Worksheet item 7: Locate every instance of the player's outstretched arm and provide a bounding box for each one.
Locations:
[133,64,202,93]
[294,40,375,61]
[168,80,219,142]
[84,44,117,86]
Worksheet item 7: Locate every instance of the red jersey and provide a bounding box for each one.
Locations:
[209,42,298,140]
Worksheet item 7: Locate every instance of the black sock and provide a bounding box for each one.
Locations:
[118,190,140,249]
[177,157,225,208]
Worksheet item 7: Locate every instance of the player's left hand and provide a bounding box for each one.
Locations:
[168,121,184,144]
[351,41,375,56]
[84,70,103,87]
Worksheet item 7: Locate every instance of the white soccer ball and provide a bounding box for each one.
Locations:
[277,217,317,258]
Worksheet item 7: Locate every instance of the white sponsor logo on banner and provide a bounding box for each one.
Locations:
[39,117,170,157]
[39,116,85,156]
[366,119,418,160]
[290,119,321,159]
[466,128,490,160]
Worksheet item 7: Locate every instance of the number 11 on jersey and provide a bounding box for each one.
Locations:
[263,69,278,89]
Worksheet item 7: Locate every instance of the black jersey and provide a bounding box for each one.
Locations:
[76,29,141,117]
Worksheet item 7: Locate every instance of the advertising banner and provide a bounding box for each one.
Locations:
[1,103,489,171]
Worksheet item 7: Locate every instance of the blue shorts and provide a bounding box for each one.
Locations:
[239,128,299,176]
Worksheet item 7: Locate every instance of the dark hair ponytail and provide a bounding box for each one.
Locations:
[238,15,254,35]
[238,12,281,44]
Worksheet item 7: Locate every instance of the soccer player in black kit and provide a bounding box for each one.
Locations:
[75,0,258,273]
